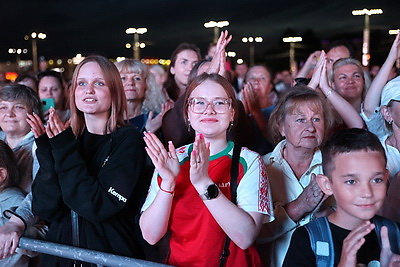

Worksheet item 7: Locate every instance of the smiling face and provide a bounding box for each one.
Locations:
[279,101,325,151]
[322,150,388,229]
[333,64,365,102]
[187,80,234,140]
[0,101,31,137]
[170,49,199,89]
[74,62,111,119]
[120,72,146,101]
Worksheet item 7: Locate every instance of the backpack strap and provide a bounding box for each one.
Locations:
[219,143,241,267]
[304,217,335,267]
[373,215,400,254]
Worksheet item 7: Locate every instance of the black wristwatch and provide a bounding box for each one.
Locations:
[200,184,220,200]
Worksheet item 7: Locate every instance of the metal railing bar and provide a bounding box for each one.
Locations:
[19,237,171,267]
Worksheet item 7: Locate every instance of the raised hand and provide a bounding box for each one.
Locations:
[145,102,174,133]
[26,112,46,138]
[337,221,375,267]
[241,82,259,115]
[207,30,232,75]
[380,226,400,267]
[387,32,400,62]
[308,50,326,90]
[45,107,70,138]
[144,132,180,185]
[189,134,211,186]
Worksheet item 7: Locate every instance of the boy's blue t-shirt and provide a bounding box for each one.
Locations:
[283,220,382,266]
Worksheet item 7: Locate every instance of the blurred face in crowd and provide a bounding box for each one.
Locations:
[235,64,248,79]
[120,72,146,101]
[170,49,199,88]
[326,46,350,72]
[17,78,37,92]
[149,67,167,88]
[246,66,273,97]
[333,64,364,103]
[38,76,64,108]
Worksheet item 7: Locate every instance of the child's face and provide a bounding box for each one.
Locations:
[321,150,388,229]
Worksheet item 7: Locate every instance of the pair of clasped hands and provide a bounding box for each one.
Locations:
[27,107,70,138]
[144,132,210,188]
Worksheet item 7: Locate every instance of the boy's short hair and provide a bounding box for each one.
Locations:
[322,128,386,177]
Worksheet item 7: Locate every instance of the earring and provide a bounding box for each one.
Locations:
[187,120,191,132]
[227,121,234,133]
[389,120,393,125]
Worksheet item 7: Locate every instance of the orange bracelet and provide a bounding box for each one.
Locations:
[159,186,174,195]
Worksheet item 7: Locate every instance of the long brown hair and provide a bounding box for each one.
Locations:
[164,43,201,101]
[69,55,126,136]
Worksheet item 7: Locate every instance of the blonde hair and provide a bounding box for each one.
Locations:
[268,86,334,144]
[330,57,372,100]
[115,59,168,114]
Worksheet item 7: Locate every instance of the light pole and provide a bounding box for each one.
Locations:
[24,32,46,72]
[352,8,383,67]
[204,21,229,43]
[282,37,302,73]
[125,27,147,60]
[241,37,263,66]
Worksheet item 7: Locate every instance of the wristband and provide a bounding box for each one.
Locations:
[159,186,174,195]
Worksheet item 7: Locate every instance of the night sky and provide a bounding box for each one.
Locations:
[1,0,399,65]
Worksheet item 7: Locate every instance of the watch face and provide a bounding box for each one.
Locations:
[207,184,219,199]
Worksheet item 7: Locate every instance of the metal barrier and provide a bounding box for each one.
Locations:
[19,237,170,267]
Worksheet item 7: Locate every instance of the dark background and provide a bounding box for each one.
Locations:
[1,0,399,72]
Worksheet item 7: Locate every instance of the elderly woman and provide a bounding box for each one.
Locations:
[115,59,172,133]
[257,86,335,267]
[140,73,273,266]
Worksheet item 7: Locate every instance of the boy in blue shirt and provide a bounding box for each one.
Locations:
[284,128,400,266]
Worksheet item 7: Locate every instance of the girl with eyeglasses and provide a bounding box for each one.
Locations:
[140,73,274,267]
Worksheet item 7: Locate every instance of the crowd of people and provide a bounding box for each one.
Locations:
[0,30,398,266]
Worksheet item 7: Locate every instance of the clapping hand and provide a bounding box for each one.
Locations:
[144,132,180,185]
[189,134,211,186]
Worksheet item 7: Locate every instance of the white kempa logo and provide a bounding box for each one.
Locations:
[108,187,127,202]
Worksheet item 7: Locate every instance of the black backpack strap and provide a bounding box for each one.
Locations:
[219,143,241,267]
[373,215,400,254]
[304,217,335,267]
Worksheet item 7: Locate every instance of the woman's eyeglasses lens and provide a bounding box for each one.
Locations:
[189,98,232,114]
